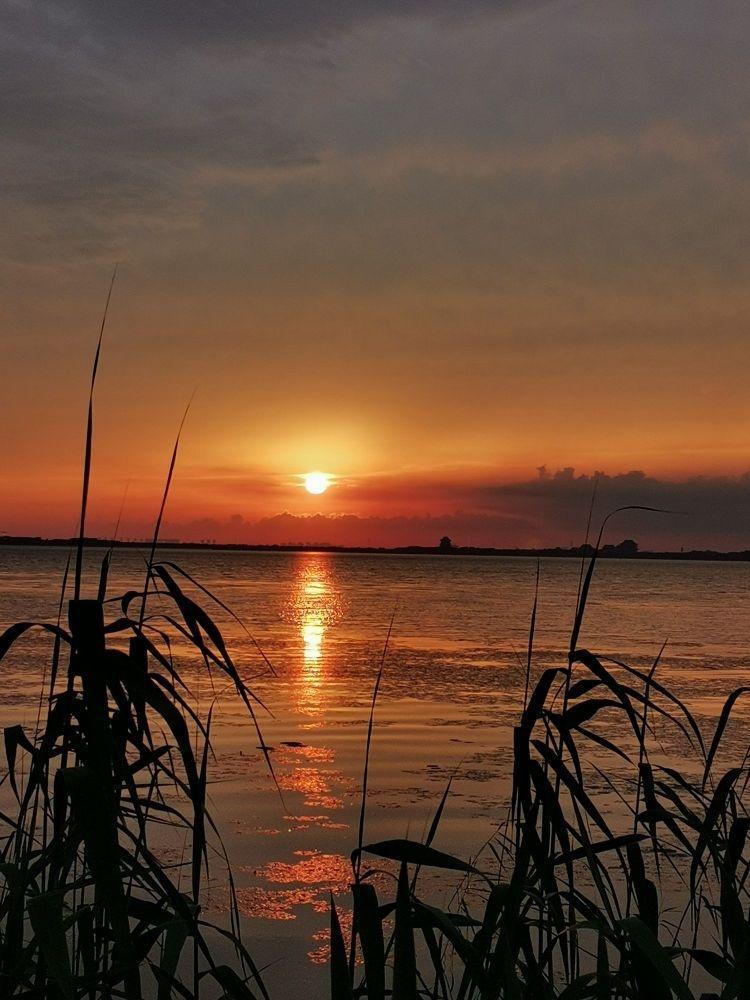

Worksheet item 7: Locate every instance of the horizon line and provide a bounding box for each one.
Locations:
[2,534,750,563]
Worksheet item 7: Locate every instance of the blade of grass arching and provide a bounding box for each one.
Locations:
[523,560,540,715]
[158,561,278,677]
[604,655,705,758]
[138,396,194,628]
[151,569,273,714]
[570,650,651,738]
[702,687,750,788]
[569,506,667,658]
[574,473,600,621]
[408,770,459,898]
[74,265,117,602]
[354,838,480,876]
[0,623,71,666]
[355,606,396,884]
[425,772,455,850]
[349,608,396,978]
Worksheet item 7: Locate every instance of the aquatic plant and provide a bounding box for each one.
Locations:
[338,532,750,999]
[0,561,274,999]
[0,282,272,998]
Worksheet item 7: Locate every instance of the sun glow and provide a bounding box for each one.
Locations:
[303,471,330,495]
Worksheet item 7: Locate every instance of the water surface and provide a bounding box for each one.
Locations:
[1,547,749,995]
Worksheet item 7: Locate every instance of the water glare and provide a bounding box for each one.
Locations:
[284,554,344,716]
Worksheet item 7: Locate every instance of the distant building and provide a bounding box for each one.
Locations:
[439,536,454,552]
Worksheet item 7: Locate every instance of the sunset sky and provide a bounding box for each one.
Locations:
[2,1,750,549]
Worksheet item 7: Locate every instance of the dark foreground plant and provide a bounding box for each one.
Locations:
[337,536,750,1000]
[0,284,272,998]
[0,555,272,999]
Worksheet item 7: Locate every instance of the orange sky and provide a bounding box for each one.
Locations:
[2,2,750,549]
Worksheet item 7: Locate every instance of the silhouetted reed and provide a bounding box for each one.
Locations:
[0,560,274,999]
[0,283,272,998]
[338,531,750,1000]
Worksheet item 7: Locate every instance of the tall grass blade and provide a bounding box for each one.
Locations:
[139,395,194,627]
[355,607,396,882]
[74,264,117,601]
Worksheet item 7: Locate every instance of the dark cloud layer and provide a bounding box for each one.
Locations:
[150,469,750,550]
[4,0,750,274]
[50,0,519,46]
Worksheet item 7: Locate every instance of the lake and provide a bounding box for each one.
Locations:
[1,546,749,995]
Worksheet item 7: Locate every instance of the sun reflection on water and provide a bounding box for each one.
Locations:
[284,555,344,717]
[302,622,324,664]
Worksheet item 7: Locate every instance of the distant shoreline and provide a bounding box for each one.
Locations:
[2,535,749,563]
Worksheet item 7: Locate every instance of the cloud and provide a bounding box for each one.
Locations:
[4,0,750,510]
[0,0,335,265]
[473,468,750,549]
[119,467,750,550]
[3,0,750,279]
[46,1,524,48]
[162,510,533,548]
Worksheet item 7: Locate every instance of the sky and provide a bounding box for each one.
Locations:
[2,0,750,549]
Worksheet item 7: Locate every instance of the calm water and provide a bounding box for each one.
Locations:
[2,546,750,994]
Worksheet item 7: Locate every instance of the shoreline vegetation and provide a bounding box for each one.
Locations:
[4,530,750,999]
[3,534,750,563]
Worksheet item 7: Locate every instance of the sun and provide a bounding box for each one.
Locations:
[303,471,330,495]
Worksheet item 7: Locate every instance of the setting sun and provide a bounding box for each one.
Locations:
[303,471,330,495]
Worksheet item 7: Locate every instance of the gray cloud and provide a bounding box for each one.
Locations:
[3,0,750,283]
[46,0,521,47]
[135,468,750,550]
[485,468,750,550]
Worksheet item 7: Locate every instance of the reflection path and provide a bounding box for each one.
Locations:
[232,553,355,964]
[283,554,344,720]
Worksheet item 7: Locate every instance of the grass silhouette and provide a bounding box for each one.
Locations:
[0,293,272,998]
[337,532,750,999]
